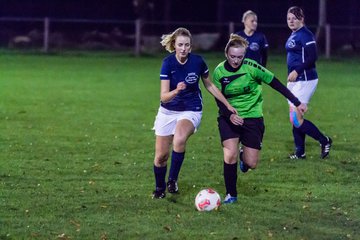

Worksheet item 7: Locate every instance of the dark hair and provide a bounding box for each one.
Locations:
[287,6,304,20]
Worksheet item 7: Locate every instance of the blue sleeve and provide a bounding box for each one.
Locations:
[261,47,268,67]
[160,59,171,80]
[261,34,269,67]
[294,39,318,74]
[200,57,209,78]
[262,33,269,49]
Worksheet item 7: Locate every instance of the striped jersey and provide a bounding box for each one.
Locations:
[212,58,274,118]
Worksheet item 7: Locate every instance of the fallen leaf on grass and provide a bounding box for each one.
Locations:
[57,233,71,239]
[100,232,108,240]
[163,225,172,232]
[70,220,81,231]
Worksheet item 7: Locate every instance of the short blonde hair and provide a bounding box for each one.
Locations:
[225,33,249,54]
[160,27,192,53]
[242,10,257,23]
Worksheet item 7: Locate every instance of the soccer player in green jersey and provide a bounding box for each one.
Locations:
[213,34,307,204]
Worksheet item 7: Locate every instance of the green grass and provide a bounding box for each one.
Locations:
[0,51,359,240]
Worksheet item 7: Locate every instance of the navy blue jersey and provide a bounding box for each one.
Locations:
[235,30,268,66]
[285,26,318,81]
[159,53,209,111]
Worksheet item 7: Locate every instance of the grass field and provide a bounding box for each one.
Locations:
[0,51,359,240]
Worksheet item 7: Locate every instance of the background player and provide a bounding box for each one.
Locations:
[235,10,269,67]
[285,6,332,159]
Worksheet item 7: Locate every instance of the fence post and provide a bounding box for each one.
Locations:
[135,19,142,57]
[325,24,331,59]
[43,17,50,53]
[229,21,235,35]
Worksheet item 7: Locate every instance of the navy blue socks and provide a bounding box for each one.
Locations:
[223,161,237,197]
[168,151,185,181]
[298,119,327,144]
[293,126,306,155]
[153,165,167,191]
[154,151,185,191]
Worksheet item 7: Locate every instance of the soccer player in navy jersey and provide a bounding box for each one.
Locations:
[152,28,237,199]
[285,6,332,160]
[235,10,268,67]
[213,34,307,203]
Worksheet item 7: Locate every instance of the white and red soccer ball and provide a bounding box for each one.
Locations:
[195,188,221,211]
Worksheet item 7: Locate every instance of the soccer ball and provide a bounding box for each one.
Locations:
[195,188,221,211]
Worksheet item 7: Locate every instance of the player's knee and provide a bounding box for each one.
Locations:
[224,153,237,165]
[173,142,186,153]
[245,158,258,169]
[154,154,169,166]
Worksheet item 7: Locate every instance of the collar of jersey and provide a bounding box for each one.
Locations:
[224,61,242,72]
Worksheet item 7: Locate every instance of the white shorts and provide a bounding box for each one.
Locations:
[287,79,318,106]
[153,106,202,136]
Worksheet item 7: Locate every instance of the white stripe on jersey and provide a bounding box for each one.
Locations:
[302,47,308,80]
[160,74,168,78]
[302,47,305,63]
[306,41,316,45]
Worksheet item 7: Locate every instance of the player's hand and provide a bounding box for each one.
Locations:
[227,105,238,115]
[297,103,307,114]
[176,81,187,91]
[287,70,298,82]
[230,114,244,126]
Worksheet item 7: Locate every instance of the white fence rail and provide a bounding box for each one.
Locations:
[1,17,360,58]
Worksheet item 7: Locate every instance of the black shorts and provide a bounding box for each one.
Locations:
[217,116,265,150]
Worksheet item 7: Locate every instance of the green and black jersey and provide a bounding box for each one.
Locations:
[213,58,274,118]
